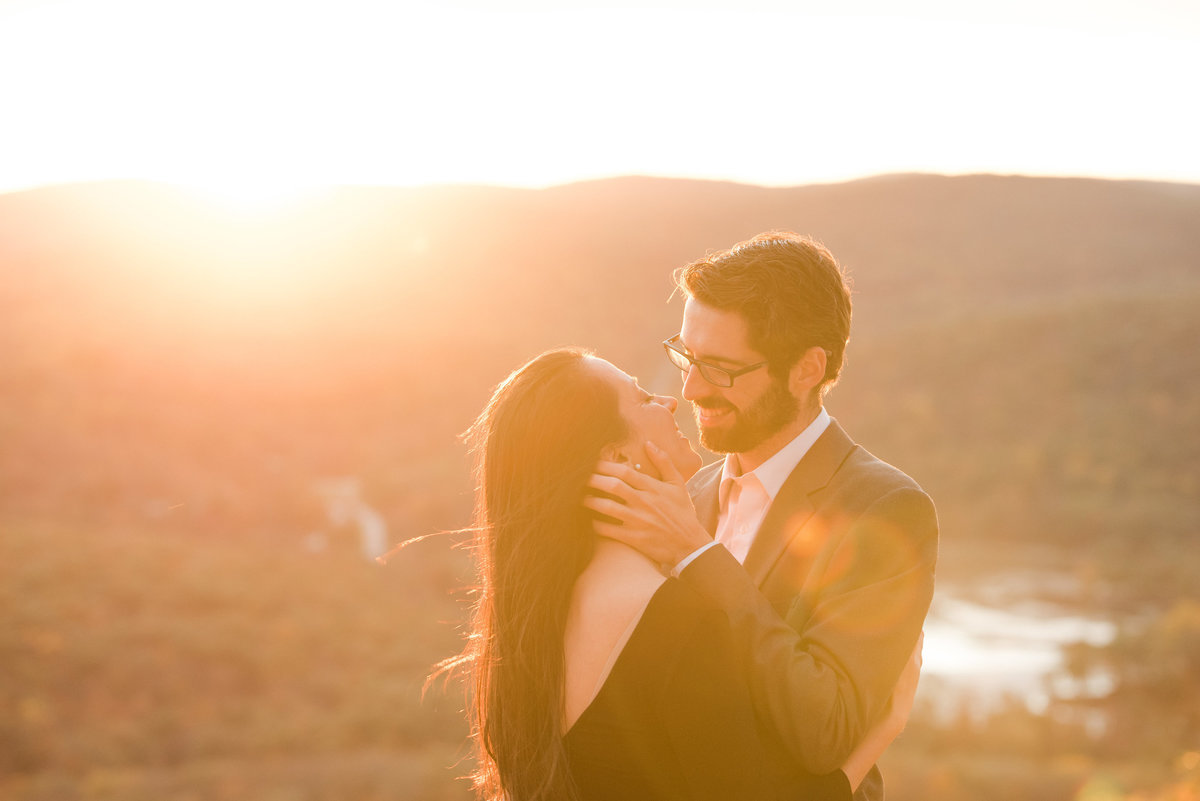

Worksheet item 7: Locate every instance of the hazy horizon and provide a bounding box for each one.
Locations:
[3,0,1197,199]
[5,167,1199,204]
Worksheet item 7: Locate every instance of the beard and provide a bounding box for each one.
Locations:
[693,377,799,455]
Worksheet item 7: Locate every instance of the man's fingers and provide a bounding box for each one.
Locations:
[593,519,633,543]
[593,459,653,491]
[588,468,652,499]
[586,473,636,500]
[581,494,631,522]
[594,521,673,571]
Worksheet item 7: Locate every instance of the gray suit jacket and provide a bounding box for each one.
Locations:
[681,419,938,800]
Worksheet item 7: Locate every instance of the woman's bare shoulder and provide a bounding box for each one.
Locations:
[562,543,667,731]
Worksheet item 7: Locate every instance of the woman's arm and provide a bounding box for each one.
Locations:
[840,633,923,791]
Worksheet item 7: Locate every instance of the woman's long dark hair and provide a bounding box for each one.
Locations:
[453,348,627,801]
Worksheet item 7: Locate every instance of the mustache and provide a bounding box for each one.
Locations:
[693,398,736,412]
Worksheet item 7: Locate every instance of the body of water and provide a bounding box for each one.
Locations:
[921,577,1119,722]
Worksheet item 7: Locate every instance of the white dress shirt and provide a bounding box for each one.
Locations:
[673,408,831,573]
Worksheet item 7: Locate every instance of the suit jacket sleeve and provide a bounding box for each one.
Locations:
[662,602,853,801]
[680,484,938,775]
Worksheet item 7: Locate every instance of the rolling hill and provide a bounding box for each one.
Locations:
[2,173,1198,594]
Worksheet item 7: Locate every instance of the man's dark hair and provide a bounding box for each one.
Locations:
[675,231,852,395]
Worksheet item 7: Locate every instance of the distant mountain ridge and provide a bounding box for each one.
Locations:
[2,174,1197,601]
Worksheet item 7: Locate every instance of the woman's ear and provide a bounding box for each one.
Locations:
[599,443,624,463]
[601,442,650,473]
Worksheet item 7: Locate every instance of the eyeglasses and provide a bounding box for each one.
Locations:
[662,335,768,388]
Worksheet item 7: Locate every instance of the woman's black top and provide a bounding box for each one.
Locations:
[562,578,852,801]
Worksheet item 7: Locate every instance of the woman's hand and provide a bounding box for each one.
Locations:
[840,632,923,791]
[583,441,713,569]
[884,630,923,733]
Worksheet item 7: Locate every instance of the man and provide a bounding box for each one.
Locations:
[588,231,937,799]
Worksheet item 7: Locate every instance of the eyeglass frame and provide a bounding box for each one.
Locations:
[662,334,769,388]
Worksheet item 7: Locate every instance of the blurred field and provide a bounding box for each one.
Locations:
[1,517,472,800]
[2,174,1198,799]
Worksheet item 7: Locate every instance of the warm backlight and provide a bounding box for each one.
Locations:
[177,179,326,215]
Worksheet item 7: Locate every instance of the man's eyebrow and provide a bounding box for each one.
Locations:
[680,340,746,367]
[702,354,746,367]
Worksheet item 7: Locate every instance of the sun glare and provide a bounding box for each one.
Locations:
[1,0,1197,194]
[176,179,328,215]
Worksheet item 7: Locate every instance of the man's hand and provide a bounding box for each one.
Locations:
[583,441,713,568]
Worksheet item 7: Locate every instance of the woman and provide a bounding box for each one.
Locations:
[451,348,918,801]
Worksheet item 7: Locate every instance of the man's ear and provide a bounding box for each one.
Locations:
[789,346,827,397]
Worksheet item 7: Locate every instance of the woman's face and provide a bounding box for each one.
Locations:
[587,357,703,481]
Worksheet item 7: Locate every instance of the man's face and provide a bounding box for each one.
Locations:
[678,298,800,456]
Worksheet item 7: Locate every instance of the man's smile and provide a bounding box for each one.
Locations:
[694,401,736,425]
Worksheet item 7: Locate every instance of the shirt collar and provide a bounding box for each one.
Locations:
[718,407,831,501]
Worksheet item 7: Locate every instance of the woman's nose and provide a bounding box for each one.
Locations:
[657,394,679,413]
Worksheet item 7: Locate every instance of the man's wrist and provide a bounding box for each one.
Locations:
[670,540,720,577]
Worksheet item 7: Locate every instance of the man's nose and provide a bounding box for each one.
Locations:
[681,365,710,401]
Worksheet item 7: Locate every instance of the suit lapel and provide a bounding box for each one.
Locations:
[742,420,857,586]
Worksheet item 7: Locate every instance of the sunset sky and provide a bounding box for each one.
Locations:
[2,0,1197,198]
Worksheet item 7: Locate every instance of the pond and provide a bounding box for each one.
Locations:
[920,577,1119,722]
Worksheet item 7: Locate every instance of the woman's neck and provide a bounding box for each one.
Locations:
[589,536,661,571]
